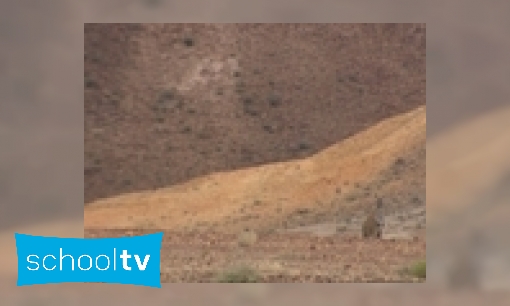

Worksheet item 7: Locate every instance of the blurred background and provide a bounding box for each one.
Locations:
[1,0,510,304]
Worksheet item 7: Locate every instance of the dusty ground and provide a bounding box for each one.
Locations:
[85,228,425,283]
[85,105,426,282]
[85,106,425,231]
[84,24,426,283]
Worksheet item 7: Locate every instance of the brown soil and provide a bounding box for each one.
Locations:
[84,107,425,231]
[84,23,426,283]
[85,105,426,282]
[85,228,425,283]
[84,23,425,204]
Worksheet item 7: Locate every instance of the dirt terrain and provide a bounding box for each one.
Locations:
[84,23,425,204]
[85,105,426,282]
[83,24,426,283]
[85,106,425,232]
[85,228,425,283]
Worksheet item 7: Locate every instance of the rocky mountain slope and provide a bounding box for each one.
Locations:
[84,23,425,203]
[85,106,425,233]
[85,105,426,283]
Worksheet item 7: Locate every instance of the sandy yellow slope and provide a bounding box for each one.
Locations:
[84,106,426,230]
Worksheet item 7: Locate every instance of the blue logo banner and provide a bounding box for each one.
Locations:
[15,232,163,288]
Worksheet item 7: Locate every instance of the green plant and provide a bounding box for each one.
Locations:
[216,265,260,283]
[408,260,426,279]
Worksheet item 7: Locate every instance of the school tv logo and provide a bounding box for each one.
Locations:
[14,232,163,288]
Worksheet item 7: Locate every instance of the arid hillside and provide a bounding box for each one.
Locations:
[84,23,425,203]
[85,106,425,234]
[85,106,426,282]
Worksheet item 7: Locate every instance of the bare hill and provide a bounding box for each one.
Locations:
[85,106,426,282]
[85,106,425,232]
[84,23,425,204]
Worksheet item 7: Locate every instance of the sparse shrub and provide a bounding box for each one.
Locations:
[156,87,183,112]
[267,93,281,107]
[216,265,260,283]
[346,194,357,202]
[295,208,310,215]
[243,96,254,104]
[394,157,405,166]
[180,126,192,133]
[263,125,272,133]
[244,106,259,116]
[336,224,347,233]
[183,36,194,47]
[237,229,258,247]
[297,141,310,151]
[85,76,98,88]
[158,88,177,103]
[84,166,101,176]
[408,260,426,279]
